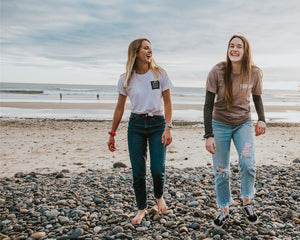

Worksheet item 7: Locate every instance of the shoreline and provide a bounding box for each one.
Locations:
[1,101,300,124]
[1,101,300,112]
[1,117,300,127]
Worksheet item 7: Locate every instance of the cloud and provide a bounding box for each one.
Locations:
[1,0,300,86]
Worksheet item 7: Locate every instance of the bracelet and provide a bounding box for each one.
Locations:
[203,133,214,139]
[108,131,116,136]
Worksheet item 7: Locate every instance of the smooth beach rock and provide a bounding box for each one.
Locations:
[155,235,163,240]
[55,172,65,178]
[179,226,188,233]
[69,228,84,239]
[111,226,124,234]
[58,216,69,224]
[115,233,133,239]
[14,172,25,178]
[45,209,60,218]
[161,231,170,238]
[93,226,101,233]
[191,222,200,230]
[7,214,16,219]
[113,162,128,168]
[56,200,67,205]
[193,210,205,217]
[148,207,158,215]
[159,218,167,224]
[93,197,102,204]
[188,201,199,207]
[136,226,148,232]
[292,158,300,163]
[31,232,46,239]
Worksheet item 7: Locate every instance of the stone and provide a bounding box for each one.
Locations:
[0,165,298,240]
[70,228,84,239]
[161,232,170,238]
[179,226,188,233]
[188,201,199,207]
[58,216,69,224]
[93,226,101,233]
[149,207,158,215]
[212,228,226,236]
[113,162,128,168]
[93,197,102,204]
[293,158,300,163]
[31,232,46,239]
[112,226,124,234]
[191,222,200,230]
[56,172,64,178]
[136,227,147,232]
[14,172,25,178]
[160,218,167,224]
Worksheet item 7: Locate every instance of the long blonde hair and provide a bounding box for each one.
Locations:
[123,38,164,88]
[224,35,262,109]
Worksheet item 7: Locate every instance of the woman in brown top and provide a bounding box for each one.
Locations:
[203,35,266,228]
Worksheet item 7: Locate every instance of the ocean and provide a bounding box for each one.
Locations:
[0,82,299,122]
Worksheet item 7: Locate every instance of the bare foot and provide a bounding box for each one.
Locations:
[157,197,167,214]
[131,209,146,225]
[243,197,250,206]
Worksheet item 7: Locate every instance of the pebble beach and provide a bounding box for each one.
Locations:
[0,120,300,239]
[0,164,299,240]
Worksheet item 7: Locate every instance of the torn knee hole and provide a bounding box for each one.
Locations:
[242,142,252,157]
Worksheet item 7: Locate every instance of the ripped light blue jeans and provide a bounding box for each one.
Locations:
[212,119,256,208]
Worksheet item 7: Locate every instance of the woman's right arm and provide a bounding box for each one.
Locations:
[108,93,127,152]
[204,91,216,154]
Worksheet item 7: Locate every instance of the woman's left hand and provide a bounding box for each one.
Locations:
[255,120,266,136]
[162,128,172,147]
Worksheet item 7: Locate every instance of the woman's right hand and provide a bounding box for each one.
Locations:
[205,137,216,154]
[108,135,116,152]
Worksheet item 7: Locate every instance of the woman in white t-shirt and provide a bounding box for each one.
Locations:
[108,38,173,225]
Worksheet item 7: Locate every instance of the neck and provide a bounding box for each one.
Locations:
[135,61,149,74]
[231,62,241,74]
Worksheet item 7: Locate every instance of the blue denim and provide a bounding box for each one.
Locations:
[212,119,256,207]
[127,113,166,210]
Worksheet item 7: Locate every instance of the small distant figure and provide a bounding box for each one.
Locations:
[60,93,62,101]
[97,93,100,100]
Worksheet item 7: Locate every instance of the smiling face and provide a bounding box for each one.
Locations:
[136,40,152,64]
[228,37,244,63]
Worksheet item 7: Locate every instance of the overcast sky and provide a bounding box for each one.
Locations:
[1,0,300,88]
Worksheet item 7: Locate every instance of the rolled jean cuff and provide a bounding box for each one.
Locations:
[217,199,234,208]
[241,190,256,200]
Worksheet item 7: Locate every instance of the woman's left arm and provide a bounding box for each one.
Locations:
[162,89,172,147]
[252,94,266,136]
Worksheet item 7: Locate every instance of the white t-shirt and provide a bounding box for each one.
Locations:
[117,69,172,116]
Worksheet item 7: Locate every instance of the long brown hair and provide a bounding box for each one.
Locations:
[224,35,257,109]
[123,38,164,88]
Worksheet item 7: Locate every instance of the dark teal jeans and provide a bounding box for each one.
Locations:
[127,113,166,210]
